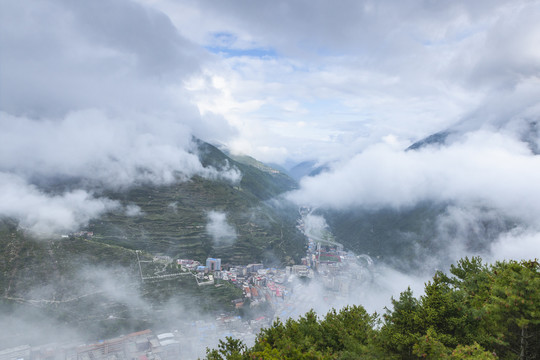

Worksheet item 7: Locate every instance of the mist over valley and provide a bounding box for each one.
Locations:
[1,0,539,358]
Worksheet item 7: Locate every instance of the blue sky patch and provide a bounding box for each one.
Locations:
[206,31,277,58]
[206,46,278,58]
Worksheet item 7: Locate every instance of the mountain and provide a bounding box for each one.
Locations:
[90,139,304,265]
[197,139,299,206]
[406,119,540,153]
[322,122,536,271]
[323,203,517,271]
[0,217,246,346]
[406,130,453,151]
[287,160,330,181]
[0,139,306,346]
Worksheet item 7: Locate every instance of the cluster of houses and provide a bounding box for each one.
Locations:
[0,320,261,360]
[176,257,298,309]
[0,330,181,360]
[9,209,374,360]
[172,235,367,310]
[60,231,94,239]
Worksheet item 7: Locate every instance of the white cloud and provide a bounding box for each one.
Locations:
[289,126,540,216]
[489,229,540,262]
[0,0,537,252]
[206,210,237,245]
[0,173,119,235]
[1,0,539,349]
[125,204,143,217]
[0,0,243,232]
[143,0,540,164]
[0,110,242,187]
[288,122,540,263]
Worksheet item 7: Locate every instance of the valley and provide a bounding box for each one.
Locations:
[0,207,380,359]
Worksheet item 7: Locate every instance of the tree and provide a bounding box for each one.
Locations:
[240,306,379,359]
[450,343,497,360]
[483,260,540,360]
[412,329,497,359]
[204,258,540,360]
[379,287,422,359]
[205,337,248,360]
[318,305,379,358]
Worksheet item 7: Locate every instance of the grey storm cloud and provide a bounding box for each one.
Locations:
[58,0,202,77]
[0,0,206,117]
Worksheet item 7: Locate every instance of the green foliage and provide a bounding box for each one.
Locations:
[206,258,540,360]
[92,176,303,265]
[324,203,448,265]
[205,337,248,360]
[379,287,422,358]
[325,205,516,270]
[450,343,497,359]
[413,328,452,359]
[204,306,380,359]
[412,329,496,359]
[482,260,540,359]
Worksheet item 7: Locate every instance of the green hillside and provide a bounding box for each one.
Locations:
[90,140,304,265]
[0,218,244,345]
[324,203,517,271]
[197,140,298,200]
[0,140,305,346]
[0,218,144,345]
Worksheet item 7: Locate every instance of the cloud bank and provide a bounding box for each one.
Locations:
[3,0,540,236]
[0,173,120,235]
[290,127,540,214]
[151,0,540,163]
[288,122,540,261]
[0,0,240,234]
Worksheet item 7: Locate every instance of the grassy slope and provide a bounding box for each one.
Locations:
[0,140,304,345]
[324,202,517,270]
[91,140,305,266]
[0,219,243,345]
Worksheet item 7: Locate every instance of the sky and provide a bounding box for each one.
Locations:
[1,0,540,259]
[2,0,539,163]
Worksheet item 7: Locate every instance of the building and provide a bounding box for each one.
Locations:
[291,265,309,277]
[0,345,31,360]
[177,259,194,265]
[206,258,221,271]
[247,263,264,273]
[153,255,172,263]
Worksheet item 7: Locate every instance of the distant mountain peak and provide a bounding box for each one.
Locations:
[406,118,540,154]
[406,131,453,151]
